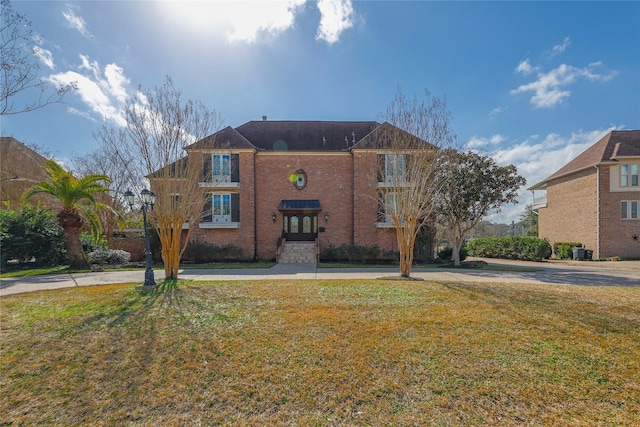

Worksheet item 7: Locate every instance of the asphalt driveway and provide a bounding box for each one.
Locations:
[1,258,638,297]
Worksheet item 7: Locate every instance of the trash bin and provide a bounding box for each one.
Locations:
[572,247,585,260]
[584,249,593,261]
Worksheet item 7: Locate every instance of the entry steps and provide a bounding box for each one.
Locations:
[278,241,318,263]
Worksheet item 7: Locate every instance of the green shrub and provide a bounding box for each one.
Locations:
[182,241,244,263]
[467,237,552,262]
[81,232,107,253]
[87,248,131,265]
[552,242,582,260]
[0,204,67,268]
[437,246,468,262]
[321,244,397,264]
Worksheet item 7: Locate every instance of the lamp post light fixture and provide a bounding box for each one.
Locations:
[124,188,157,290]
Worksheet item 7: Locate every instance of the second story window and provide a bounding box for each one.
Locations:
[380,153,405,184]
[621,164,639,187]
[213,154,231,182]
[203,153,239,184]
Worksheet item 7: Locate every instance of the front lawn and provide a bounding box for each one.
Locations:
[1,280,638,425]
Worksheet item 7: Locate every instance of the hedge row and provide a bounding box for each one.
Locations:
[321,244,397,264]
[467,237,552,262]
[182,241,245,263]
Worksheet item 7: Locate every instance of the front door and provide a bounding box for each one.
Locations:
[283,213,318,241]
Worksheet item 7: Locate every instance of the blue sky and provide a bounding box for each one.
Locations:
[3,0,639,222]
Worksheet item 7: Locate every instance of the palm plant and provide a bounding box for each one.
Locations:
[22,160,111,270]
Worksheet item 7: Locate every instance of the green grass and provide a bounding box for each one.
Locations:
[1,279,639,425]
[0,261,277,278]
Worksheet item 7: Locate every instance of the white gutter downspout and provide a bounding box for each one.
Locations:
[595,165,600,259]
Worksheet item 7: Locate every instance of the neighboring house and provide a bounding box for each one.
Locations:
[529,130,640,259]
[0,137,60,210]
[169,119,434,262]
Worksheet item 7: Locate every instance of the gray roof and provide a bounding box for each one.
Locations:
[187,119,435,152]
[186,126,255,150]
[188,120,381,151]
[235,120,380,151]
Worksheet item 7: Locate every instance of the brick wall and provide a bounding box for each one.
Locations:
[352,151,398,252]
[539,165,640,259]
[185,150,400,261]
[254,152,354,259]
[538,168,598,255]
[188,152,256,259]
[599,166,640,259]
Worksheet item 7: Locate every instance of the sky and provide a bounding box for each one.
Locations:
[2,0,640,223]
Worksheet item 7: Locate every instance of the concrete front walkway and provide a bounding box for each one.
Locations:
[1,259,638,297]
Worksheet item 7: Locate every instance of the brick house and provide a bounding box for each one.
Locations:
[175,119,434,262]
[529,130,640,259]
[0,137,61,211]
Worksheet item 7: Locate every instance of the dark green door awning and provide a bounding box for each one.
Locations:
[278,199,322,212]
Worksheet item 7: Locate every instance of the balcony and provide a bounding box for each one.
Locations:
[532,195,547,209]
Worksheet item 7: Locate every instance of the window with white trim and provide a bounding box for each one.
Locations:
[202,193,240,224]
[385,154,405,184]
[621,164,639,187]
[621,200,639,219]
[203,153,239,184]
[213,154,231,182]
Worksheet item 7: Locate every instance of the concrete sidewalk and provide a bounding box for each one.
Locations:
[1,259,638,297]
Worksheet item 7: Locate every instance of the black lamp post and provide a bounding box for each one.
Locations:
[124,188,157,289]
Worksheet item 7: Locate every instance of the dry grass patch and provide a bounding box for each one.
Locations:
[1,280,639,425]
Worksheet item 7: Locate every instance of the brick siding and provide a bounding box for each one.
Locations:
[539,165,640,259]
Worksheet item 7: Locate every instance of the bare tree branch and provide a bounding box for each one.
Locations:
[374,87,457,277]
[95,76,223,279]
[0,0,75,116]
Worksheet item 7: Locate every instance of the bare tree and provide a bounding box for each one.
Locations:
[96,76,222,280]
[436,149,526,266]
[374,88,456,277]
[0,0,75,115]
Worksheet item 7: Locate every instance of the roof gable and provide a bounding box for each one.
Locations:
[351,121,436,150]
[186,126,256,150]
[530,130,640,189]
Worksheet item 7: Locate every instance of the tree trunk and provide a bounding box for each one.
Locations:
[452,229,463,267]
[397,220,417,278]
[57,211,89,270]
[156,214,191,280]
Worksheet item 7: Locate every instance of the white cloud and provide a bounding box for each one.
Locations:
[511,63,618,108]
[489,106,506,117]
[47,55,130,127]
[224,0,306,42]
[104,64,129,105]
[467,134,506,150]
[549,36,571,57]
[470,127,620,223]
[78,54,101,80]
[156,0,355,44]
[316,0,355,44]
[62,9,92,38]
[33,46,54,69]
[515,59,535,75]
